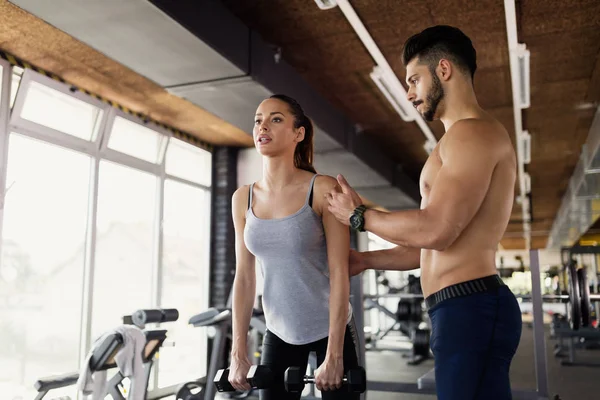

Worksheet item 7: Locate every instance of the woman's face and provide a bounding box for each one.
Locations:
[253,98,304,157]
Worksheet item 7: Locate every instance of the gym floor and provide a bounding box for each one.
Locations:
[366,323,600,400]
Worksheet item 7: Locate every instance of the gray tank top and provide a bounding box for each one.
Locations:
[244,174,352,345]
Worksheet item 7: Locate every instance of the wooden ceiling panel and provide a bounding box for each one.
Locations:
[527,29,600,85]
[474,67,513,109]
[520,0,600,37]
[532,79,590,108]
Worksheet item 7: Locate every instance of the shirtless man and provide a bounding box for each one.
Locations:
[326,25,522,400]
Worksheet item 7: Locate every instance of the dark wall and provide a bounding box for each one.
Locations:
[209,146,238,308]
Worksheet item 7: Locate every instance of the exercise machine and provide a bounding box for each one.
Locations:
[33,309,174,400]
[363,272,431,365]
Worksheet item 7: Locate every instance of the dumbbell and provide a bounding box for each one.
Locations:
[213,365,273,392]
[284,366,366,393]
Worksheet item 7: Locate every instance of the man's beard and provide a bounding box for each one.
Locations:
[423,73,444,122]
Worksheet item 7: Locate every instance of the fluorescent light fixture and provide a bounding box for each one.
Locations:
[370,66,413,122]
[423,140,436,155]
[515,43,530,109]
[523,172,531,193]
[314,0,337,10]
[520,130,531,164]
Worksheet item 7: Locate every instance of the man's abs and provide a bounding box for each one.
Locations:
[420,247,498,297]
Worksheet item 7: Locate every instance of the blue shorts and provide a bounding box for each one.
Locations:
[426,275,522,400]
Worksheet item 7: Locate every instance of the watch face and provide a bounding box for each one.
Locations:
[350,213,361,229]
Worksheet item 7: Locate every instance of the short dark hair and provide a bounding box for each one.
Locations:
[402,25,477,80]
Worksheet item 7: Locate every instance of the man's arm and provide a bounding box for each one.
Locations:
[363,121,501,250]
[360,245,421,272]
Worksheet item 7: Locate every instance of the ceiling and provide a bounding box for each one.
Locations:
[0,0,253,147]
[215,0,600,249]
[3,0,600,249]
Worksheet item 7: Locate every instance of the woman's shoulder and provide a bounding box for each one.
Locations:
[312,174,338,193]
[232,184,252,214]
[232,184,251,200]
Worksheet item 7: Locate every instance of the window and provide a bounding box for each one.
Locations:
[0,134,90,399]
[10,67,23,110]
[158,180,211,386]
[166,138,212,186]
[91,161,157,340]
[0,69,213,398]
[108,116,167,164]
[19,80,103,141]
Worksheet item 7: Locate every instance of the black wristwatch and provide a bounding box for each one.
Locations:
[349,205,367,232]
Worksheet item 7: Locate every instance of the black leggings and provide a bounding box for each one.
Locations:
[259,318,361,400]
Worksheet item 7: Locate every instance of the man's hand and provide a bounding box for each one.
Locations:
[325,174,363,226]
[349,249,368,276]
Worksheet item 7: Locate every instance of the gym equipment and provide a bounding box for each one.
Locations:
[551,322,600,367]
[175,381,204,400]
[566,260,582,330]
[577,267,591,327]
[213,365,273,392]
[132,308,179,328]
[246,365,274,389]
[33,325,169,400]
[213,368,236,392]
[284,366,367,394]
[363,297,430,364]
[410,329,431,366]
[396,299,423,322]
[363,271,431,366]
[366,264,600,332]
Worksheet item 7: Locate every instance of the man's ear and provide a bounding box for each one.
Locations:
[438,59,453,82]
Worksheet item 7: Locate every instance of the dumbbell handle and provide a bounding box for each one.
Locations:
[303,376,348,384]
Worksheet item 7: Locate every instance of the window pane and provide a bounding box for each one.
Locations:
[10,66,23,109]
[92,161,157,340]
[159,180,210,386]
[166,138,212,186]
[20,80,103,141]
[0,134,90,399]
[108,116,166,164]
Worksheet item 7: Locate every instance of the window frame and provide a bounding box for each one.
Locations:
[10,69,109,151]
[0,58,12,260]
[101,109,170,168]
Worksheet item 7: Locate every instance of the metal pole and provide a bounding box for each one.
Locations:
[350,231,367,400]
[593,255,600,323]
[529,249,549,398]
[0,60,12,271]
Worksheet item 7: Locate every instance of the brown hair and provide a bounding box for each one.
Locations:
[270,94,316,174]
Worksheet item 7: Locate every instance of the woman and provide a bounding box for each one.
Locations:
[227,94,360,400]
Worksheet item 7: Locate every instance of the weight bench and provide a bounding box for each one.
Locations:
[363,297,431,365]
[34,329,167,400]
[552,325,600,367]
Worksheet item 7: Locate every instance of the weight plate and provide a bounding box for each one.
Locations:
[566,260,581,331]
[412,328,430,358]
[176,381,204,400]
[577,268,591,328]
[396,300,411,321]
